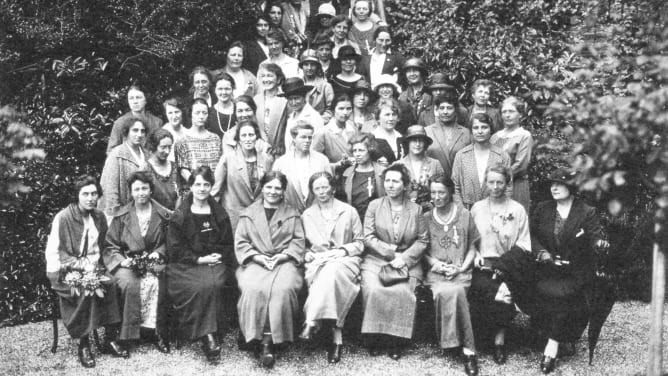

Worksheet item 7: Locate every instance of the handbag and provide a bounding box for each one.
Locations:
[379,263,409,286]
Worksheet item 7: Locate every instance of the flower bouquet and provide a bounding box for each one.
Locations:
[61,262,109,298]
[128,253,165,277]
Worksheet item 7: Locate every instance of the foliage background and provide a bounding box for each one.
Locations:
[0,0,664,326]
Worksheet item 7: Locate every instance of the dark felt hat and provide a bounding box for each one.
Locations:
[350,79,377,101]
[280,77,314,97]
[427,72,455,92]
[338,45,361,62]
[548,168,577,187]
[401,125,433,147]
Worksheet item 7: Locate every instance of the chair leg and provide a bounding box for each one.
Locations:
[51,317,59,353]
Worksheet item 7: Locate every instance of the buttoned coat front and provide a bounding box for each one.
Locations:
[451,144,511,208]
[235,200,306,343]
[425,123,472,177]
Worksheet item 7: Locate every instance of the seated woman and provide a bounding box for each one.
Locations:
[341,133,385,220]
[103,171,171,353]
[530,168,608,374]
[396,125,444,210]
[45,175,127,368]
[469,164,531,365]
[451,113,511,210]
[165,166,235,364]
[361,163,428,360]
[424,175,479,376]
[99,116,148,217]
[300,172,364,363]
[212,120,274,231]
[235,171,306,369]
[147,129,179,210]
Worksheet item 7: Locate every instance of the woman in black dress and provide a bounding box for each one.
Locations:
[165,166,235,364]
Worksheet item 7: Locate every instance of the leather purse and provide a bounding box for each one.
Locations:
[379,264,409,286]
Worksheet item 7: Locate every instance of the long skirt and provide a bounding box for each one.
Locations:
[468,268,516,332]
[360,258,420,339]
[237,262,303,344]
[426,272,475,350]
[533,271,590,342]
[113,268,160,340]
[165,263,232,340]
[49,272,121,338]
[304,257,360,327]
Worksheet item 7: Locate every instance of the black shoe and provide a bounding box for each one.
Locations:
[493,344,506,364]
[464,354,479,376]
[327,344,342,363]
[101,340,129,358]
[260,343,275,368]
[201,334,221,355]
[155,334,170,354]
[541,355,556,374]
[388,348,401,361]
[78,338,96,368]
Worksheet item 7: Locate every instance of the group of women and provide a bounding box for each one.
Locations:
[46,2,609,375]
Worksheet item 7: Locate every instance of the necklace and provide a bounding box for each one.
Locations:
[216,107,233,136]
[433,204,459,246]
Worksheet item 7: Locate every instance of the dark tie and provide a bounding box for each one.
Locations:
[80,229,89,258]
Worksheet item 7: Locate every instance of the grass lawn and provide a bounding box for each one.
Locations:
[1,301,666,376]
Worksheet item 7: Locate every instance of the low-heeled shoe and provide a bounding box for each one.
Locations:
[78,344,96,368]
[327,344,342,363]
[260,343,275,368]
[541,355,556,374]
[155,334,170,354]
[388,348,401,360]
[101,340,129,358]
[463,354,479,376]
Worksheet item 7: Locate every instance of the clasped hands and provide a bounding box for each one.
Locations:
[252,253,290,270]
[304,247,347,263]
[431,261,461,280]
[198,253,223,265]
[120,251,161,268]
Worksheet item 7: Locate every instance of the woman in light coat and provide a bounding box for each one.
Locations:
[235,171,306,369]
[300,172,364,363]
[361,163,428,360]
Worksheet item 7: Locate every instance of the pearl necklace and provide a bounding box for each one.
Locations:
[433,204,459,246]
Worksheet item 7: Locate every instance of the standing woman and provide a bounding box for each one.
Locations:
[300,172,364,363]
[212,41,258,98]
[107,85,162,154]
[103,171,171,353]
[425,92,473,177]
[300,49,334,116]
[466,79,502,133]
[312,94,357,166]
[372,103,402,162]
[254,62,288,145]
[147,129,179,210]
[468,164,531,365]
[265,1,284,30]
[45,175,126,368]
[348,0,378,56]
[262,28,300,79]
[491,96,534,212]
[206,73,237,140]
[341,133,385,220]
[358,26,404,88]
[235,171,306,368]
[373,74,414,135]
[396,125,444,210]
[530,169,608,374]
[212,120,273,231]
[451,113,511,210]
[424,174,479,376]
[330,15,362,59]
[186,66,215,108]
[361,163,428,359]
[221,96,271,154]
[161,97,188,163]
[243,15,272,76]
[174,99,222,188]
[398,58,430,121]
[330,46,363,99]
[350,79,378,133]
[165,166,235,364]
[99,117,148,217]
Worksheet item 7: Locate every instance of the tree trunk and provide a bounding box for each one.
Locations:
[647,241,665,376]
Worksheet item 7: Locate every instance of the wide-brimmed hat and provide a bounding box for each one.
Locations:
[299,49,320,67]
[350,79,377,101]
[316,3,336,18]
[373,74,400,95]
[427,72,455,92]
[279,77,314,97]
[547,168,577,188]
[401,57,428,77]
[312,34,335,49]
[401,125,433,147]
[338,45,360,62]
